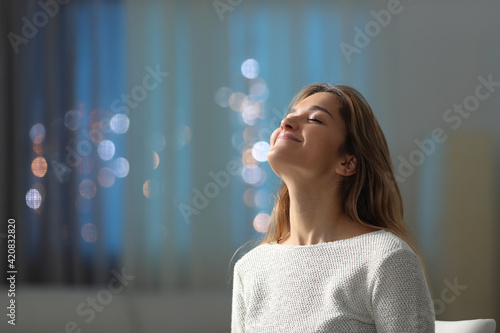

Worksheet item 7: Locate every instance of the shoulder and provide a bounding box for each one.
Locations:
[333,229,417,263]
[364,229,411,250]
[336,229,424,282]
[233,242,272,275]
[363,230,424,283]
[363,230,420,265]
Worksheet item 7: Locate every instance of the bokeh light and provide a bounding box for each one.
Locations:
[143,179,160,199]
[151,132,166,152]
[249,78,269,100]
[64,110,82,131]
[97,168,115,188]
[81,223,98,243]
[79,179,97,199]
[243,188,257,207]
[242,164,266,185]
[175,126,192,149]
[143,180,151,198]
[113,157,130,178]
[89,128,104,143]
[26,189,42,209]
[242,103,258,125]
[228,92,246,112]
[97,140,115,161]
[243,127,258,144]
[31,156,48,177]
[33,140,43,155]
[152,151,160,169]
[241,59,260,79]
[242,148,257,165]
[215,87,233,107]
[251,102,264,119]
[29,123,45,143]
[89,109,112,130]
[252,141,270,162]
[253,213,271,233]
[110,114,130,134]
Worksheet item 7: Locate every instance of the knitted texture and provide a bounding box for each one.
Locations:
[231,230,435,333]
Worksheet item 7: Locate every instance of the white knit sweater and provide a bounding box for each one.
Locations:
[231,229,435,333]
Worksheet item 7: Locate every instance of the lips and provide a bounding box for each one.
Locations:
[277,133,301,142]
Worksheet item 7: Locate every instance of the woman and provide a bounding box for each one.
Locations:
[231,83,435,332]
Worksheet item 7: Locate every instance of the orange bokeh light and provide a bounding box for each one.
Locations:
[79,179,97,199]
[31,156,48,177]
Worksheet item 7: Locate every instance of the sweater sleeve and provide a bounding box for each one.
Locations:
[370,248,435,333]
[231,262,246,333]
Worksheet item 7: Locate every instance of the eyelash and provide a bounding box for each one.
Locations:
[282,116,323,124]
[308,118,322,124]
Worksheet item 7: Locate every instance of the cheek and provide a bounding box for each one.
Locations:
[306,132,343,158]
[269,128,280,146]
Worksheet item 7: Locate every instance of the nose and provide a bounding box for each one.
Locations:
[280,116,296,130]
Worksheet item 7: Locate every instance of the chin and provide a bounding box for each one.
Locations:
[267,151,284,177]
[267,150,298,178]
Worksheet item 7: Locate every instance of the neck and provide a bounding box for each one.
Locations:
[280,177,355,245]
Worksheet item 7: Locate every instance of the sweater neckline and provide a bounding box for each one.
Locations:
[268,229,387,248]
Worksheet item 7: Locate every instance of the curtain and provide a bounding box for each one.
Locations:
[2,0,383,289]
[2,0,126,285]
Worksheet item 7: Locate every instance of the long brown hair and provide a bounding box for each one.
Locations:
[260,83,431,290]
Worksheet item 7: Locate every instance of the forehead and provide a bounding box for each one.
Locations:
[294,92,341,114]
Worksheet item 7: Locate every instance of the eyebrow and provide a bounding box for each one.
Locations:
[288,105,334,119]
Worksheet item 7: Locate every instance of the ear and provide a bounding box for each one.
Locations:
[335,155,357,177]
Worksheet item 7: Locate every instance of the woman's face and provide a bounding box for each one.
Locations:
[267,92,349,181]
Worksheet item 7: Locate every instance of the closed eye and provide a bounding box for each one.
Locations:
[308,118,323,124]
